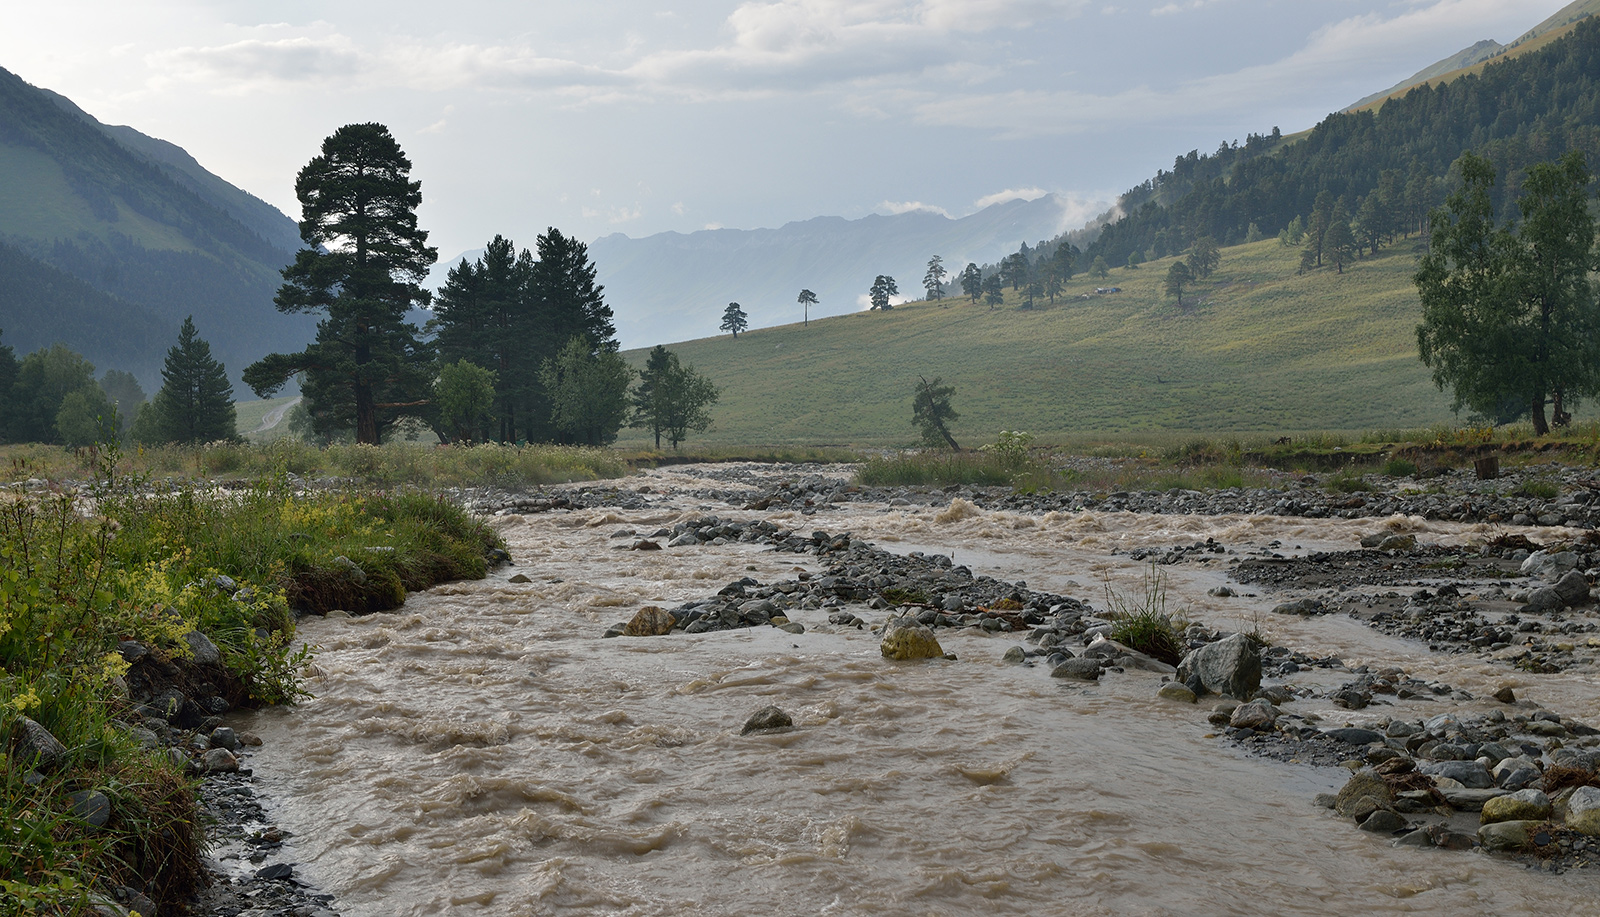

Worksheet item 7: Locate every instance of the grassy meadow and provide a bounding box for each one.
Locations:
[614,236,1462,447]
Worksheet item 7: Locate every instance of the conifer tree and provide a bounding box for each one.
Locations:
[144,316,235,444]
[720,302,749,336]
[632,345,719,449]
[243,123,436,445]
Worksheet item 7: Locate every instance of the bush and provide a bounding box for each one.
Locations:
[1382,457,1418,477]
[1104,566,1187,665]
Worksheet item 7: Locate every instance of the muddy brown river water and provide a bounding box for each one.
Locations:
[241,466,1600,915]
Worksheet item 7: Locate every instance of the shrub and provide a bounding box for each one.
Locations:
[1104,566,1187,665]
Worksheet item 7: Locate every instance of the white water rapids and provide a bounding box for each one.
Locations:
[241,466,1600,915]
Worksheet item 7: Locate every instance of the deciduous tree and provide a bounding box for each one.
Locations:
[632,345,719,449]
[539,337,632,445]
[435,359,497,444]
[1416,151,1600,435]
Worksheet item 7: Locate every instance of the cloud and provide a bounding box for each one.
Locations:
[1150,0,1229,16]
[151,35,361,90]
[582,205,645,224]
[974,187,1047,208]
[878,200,951,216]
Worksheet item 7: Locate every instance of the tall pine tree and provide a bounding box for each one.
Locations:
[141,316,235,444]
[244,123,436,444]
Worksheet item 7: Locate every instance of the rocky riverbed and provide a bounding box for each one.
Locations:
[222,460,1600,915]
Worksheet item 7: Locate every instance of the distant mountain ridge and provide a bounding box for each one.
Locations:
[0,64,312,387]
[583,194,1088,348]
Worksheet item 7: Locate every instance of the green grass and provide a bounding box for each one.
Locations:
[856,451,1023,487]
[1104,566,1188,665]
[613,237,1474,446]
[0,460,509,912]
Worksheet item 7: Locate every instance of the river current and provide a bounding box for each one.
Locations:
[242,466,1600,915]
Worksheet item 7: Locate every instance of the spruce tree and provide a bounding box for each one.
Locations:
[146,316,235,444]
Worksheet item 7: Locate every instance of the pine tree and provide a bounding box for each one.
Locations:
[145,316,235,444]
[720,303,749,336]
[923,255,947,301]
[243,123,436,444]
[632,345,718,449]
[1325,200,1357,274]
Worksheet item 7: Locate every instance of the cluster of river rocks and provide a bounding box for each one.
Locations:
[589,498,1600,870]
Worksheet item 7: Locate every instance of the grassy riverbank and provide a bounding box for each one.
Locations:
[0,457,506,914]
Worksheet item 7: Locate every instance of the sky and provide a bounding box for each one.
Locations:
[0,1,1579,260]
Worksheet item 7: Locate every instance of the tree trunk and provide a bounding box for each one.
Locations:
[356,385,379,444]
[1531,395,1550,436]
[939,424,960,452]
[1553,388,1572,428]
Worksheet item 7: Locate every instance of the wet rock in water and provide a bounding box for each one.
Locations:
[1322,727,1384,746]
[1479,819,1542,853]
[1271,598,1326,617]
[1176,633,1261,700]
[1050,658,1103,681]
[1493,686,1517,704]
[507,573,532,584]
[17,717,69,770]
[741,705,794,735]
[1394,827,1434,848]
[622,606,676,637]
[1565,786,1600,835]
[210,726,242,751]
[1002,646,1026,664]
[204,748,240,773]
[67,790,111,829]
[1480,788,1552,824]
[1335,772,1393,818]
[1360,810,1408,833]
[255,863,295,881]
[1375,534,1416,551]
[1157,682,1197,703]
[880,617,944,660]
[1229,700,1278,731]
[1552,569,1590,606]
[1427,824,1478,849]
[631,539,662,551]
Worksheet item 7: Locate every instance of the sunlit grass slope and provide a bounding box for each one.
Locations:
[617,237,1457,446]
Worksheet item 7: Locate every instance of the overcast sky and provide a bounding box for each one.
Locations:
[1,1,1576,258]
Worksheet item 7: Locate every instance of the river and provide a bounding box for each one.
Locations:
[241,465,1600,915]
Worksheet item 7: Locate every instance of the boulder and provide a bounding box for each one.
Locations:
[183,630,222,667]
[1050,658,1103,681]
[1157,682,1197,703]
[1420,760,1494,789]
[1360,810,1408,833]
[740,705,793,735]
[1229,700,1279,731]
[1335,771,1393,818]
[67,790,112,829]
[1481,788,1551,824]
[622,606,676,637]
[880,617,944,660]
[16,717,69,770]
[1376,534,1416,551]
[1565,785,1600,835]
[1439,787,1506,811]
[1553,570,1591,607]
[1521,549,1579,579]
[202,748,239,773]
[1322,727,1385,746]
[1478,819,1543,853]
[1176,633,1261,700]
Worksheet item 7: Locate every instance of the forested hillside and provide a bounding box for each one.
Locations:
[0,65,313,384]
[1080,17,1600,271]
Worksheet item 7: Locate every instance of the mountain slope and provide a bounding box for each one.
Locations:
[614,238,1454,445]
[0,65,312,385]
[586,194,1085,348]
[1346,39,1505,112]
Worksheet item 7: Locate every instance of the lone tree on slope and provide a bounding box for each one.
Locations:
[869,275,899,311]
[923,255,947,301]
[1165,260,1194,311]
[912,376,960,450]
[797,289,818,325]
[720,302,749,337]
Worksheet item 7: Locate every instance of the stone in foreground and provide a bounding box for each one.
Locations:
[880,617,944,660]
[1480,788,1551,824]
[1176,633,1261,699]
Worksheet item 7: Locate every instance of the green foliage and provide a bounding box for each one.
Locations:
[539,337,632,446]
[1104,566,1187,665]
[53,386,117,447]
[797,288,818,324]
[244,123,437,445]
[979,430,1034,468]
[98,370,145,438]
[1416,151,1600,435]
[1164,260,1193,308]
[7,343,102,445]
[923,255,947,301]
[960,263,983,303]
[1326,469,1372,493]
[1382,457,1419,477]
[142,316,235,445]
[435,360,498,444]
[912,376,959,450]
[855,451,1015,487]
[1516,479,1560,499]
[1188,235,1220,278]
[720,302,749,337]
[631,345,719,449]
[869,275,899,311]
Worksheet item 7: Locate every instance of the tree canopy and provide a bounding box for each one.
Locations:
[869,275,899,311]
[720,302,749,337]
[912,376,959,450]
[632,345,719,449]
[923,255,947,301]
[1415,151,1600,434]
[243,123,437,445]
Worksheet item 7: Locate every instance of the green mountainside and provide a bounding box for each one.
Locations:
[0,65,312,385]
[616,238,1455,446]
